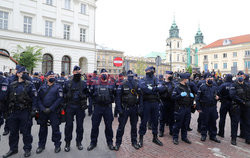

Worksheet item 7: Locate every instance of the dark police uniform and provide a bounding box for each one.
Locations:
[0,74,8,129]
[88,71,98,116]
[159,71,175,137]
[138,66,164,147]
[196,73,220,143]
[64,73,88,152]
[230,75,250,144]
[32,75,42,91]
[3,67,37,158]
[172,73,194,145]
[87,69,115,151]
[114,74,124,117]
[217,74,233,138]
[36,71,63,154]
[115,70,140,150]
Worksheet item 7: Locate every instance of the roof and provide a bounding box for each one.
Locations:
[145,52,166,60]
[202,34,250,49]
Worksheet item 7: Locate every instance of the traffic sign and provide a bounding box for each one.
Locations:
[113,57,123,67]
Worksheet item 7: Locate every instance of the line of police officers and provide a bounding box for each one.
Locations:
[0,64,250,158]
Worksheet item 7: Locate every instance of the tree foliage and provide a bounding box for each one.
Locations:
[13,45,43,72]
[186,65,192,74]
[135,59,147,76]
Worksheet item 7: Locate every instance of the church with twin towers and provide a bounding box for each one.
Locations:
[165,18,206,72]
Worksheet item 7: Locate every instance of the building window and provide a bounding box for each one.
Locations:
[214,63,218,69]
[24,16,32,33]
[214,54,218,59]
[233,52,237,57]
[190,56,192,64]
[223,63,227,69]
[45,21,53,37]
[80,28,86,42]
[245,61,250,69]
[223,53,227,58]
[182,56,185,62]
[65,0,71,9]
[42,54,53,74]
[63,24,70,40]
[61,56,71,75]
[114,69,116,73]
[46,0,53,5]
[80,4,86,14]
[204,55,207,60]
[0,11,8,30]
[177,54,179,61]
[233,62,237,68]
[245,50,250,56]
[177,42,179,48]
[97,55,100,60]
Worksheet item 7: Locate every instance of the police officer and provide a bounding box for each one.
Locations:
[138,66,164,147]
[171,73,194,145]
[32,72,42,91]
[88,70,98,116]
[0,71,8,135]
[217,74,233,138]
[159,71,175,137]
[3,67,37,158]
[36,71,63,154]
[230,71,250,145]
[114,73,124,117]
[196,73,220,143]
[87,69,115,151]
[64,66,88,152]
[56,72,67,89]
[114,70,140,151]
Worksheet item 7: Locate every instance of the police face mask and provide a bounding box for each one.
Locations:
[238,77,244,82]
[207,79,213,85]
[49,77,56,83]
[73,73,81,81]
[146,71,154,78]
[21,73,29,80]
[128,76,134,82]
[168,76,173,81]
[101,74,107,81]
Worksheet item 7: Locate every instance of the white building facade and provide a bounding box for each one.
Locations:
[0,0,97,74]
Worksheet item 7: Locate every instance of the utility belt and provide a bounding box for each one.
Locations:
[176,103,190,108]
[10,104,30,112]
[122,103,137,109]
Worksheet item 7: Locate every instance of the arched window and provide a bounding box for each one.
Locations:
[61,56,71,75]
[42,54,53,74]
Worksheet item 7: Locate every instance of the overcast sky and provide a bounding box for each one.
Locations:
[95,0,250,57]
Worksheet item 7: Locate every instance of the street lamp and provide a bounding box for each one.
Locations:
[167,42,172,71]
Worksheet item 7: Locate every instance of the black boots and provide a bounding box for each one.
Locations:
[54,147,61,153]
[210,137,221,143]
[24,150,31,157]
[138,135,143,148]
[64,142,70,152]
[87,144,96,151]
[231,138,237,146]
[3,150,18,158]
[36,147,45,154]
[152,134,163,146]
[76,142,83,150]
[132,143,140,150]
[159,131,164,137]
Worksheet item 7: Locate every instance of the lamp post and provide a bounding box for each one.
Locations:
[167,42,172,71]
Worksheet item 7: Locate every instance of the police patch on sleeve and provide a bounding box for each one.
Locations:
[1,86,7,91]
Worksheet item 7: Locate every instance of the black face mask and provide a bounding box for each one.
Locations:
[168,76,173,81]
[101,74,107,80]
[73,73,81,81]
[146,71,154,78]
[207,79,213,85]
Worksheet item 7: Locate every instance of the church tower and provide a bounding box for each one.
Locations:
[166,17,186,72]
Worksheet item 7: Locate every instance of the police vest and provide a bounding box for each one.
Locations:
[67,80,87,106]
[142,77,159,102]
[121,81,138,106]
[95,84,113,105]
[176,84,193,107]
[160,81,174,101]
[9,81,32,110]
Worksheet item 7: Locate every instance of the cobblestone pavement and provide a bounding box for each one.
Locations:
[114,103,250,158]
[0,103,250,158]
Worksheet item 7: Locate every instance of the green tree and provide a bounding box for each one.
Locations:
[135,59,147,76]
[13,45,43,72]
[186,65,192,74]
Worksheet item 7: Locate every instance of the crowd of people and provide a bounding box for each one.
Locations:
[0,64,249,158]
